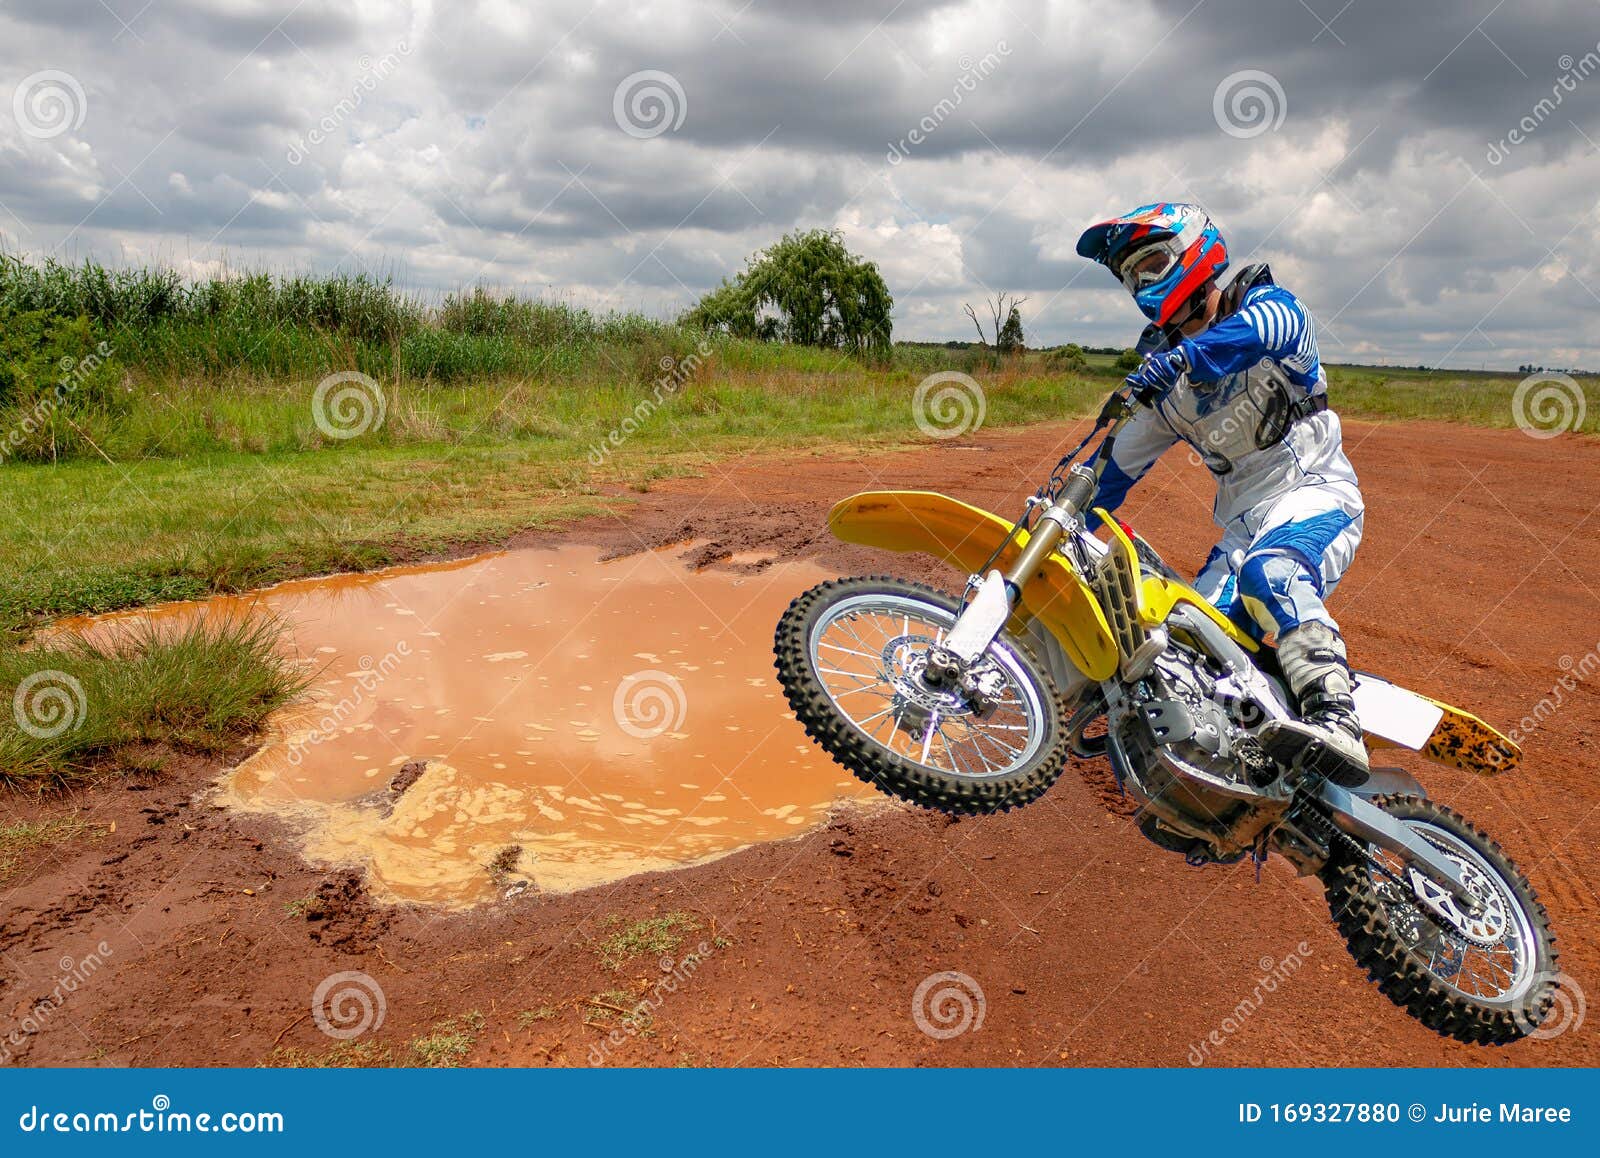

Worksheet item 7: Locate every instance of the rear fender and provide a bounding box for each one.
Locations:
[1352,672,1520,775]
[828,490,1119,682]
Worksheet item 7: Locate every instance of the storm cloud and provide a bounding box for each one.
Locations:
[2,0,1597,366]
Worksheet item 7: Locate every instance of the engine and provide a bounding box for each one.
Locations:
[1104,641,1288,859]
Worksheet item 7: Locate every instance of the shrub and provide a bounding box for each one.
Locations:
[0,310,125,462]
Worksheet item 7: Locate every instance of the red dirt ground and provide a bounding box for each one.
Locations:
[3,417,1597,1068]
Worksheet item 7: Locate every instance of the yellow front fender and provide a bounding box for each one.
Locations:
[828,490,1119,681]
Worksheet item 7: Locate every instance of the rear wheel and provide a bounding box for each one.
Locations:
[774,576,1069,815]
[1321,794,1560,1044]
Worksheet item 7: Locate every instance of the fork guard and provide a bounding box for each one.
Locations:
[828,490,1523,777]
[828,490,1120,682]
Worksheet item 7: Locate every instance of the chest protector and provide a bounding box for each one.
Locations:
[1138,263,1315,476]
[1159,359,1303,475]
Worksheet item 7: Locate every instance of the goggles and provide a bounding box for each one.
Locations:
[1116,238,1183,294]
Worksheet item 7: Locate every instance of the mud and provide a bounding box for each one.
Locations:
[86,545,874,906]
[3,417,1597,1068]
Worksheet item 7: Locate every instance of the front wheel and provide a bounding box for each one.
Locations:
[1321,794,1560,1044]
[774,576,1069,815]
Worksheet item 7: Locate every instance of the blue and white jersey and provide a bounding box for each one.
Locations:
[1186,282,1324,389]
[1090,275,1359,541]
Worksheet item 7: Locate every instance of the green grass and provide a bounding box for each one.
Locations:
[266,1040,394,1069]
[585,988,652,1033]
[517,1006,560,1028]
[0,817,99,881]
[0,355,1114,639]
[409,1010,485,1068]
[596,912,702,971]
[0,616,310,787]
[0,349,1582,648]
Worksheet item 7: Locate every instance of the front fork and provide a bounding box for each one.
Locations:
[922,465,1098,710]
[937,464,1099,669]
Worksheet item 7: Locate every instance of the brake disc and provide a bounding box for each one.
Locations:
[1405,859,1509,949]
[883,634,968,722]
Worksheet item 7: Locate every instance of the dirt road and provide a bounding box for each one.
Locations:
[4,417,1597,1067]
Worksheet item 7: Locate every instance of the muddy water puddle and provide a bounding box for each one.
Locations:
[104,545,876,906]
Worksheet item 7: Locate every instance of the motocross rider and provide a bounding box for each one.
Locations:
[1075,202,1368,786]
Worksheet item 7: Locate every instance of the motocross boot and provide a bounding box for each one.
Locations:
[1259,621,1370,787]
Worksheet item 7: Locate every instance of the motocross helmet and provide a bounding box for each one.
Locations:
[1075,202,1229,326]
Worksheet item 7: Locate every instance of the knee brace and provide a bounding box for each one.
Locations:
[1236,550,1323,639]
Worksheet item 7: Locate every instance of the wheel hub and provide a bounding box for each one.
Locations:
[1406,858,1510,948]
[884,634,971,726]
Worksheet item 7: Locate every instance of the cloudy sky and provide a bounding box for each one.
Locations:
[2,0,1598,368]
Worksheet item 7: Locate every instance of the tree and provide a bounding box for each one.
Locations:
[963,291,1028,352]
[997,305,1025,353]
[683,230,893,355]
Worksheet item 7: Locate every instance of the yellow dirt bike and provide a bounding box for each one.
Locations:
[774,382,1559,1044]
